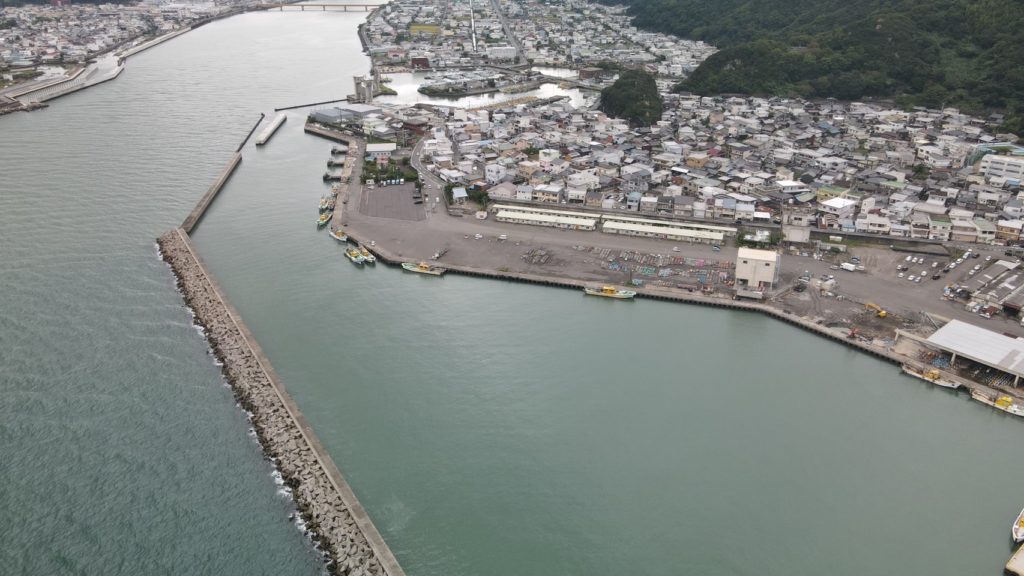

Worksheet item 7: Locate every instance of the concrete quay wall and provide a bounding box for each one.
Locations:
[157,228,404,576]
[345,228,914,368]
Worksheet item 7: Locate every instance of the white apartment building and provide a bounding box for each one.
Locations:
[980,155,1024,180]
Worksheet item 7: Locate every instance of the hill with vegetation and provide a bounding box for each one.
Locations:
[599,69,664,126]
[605,0,1024,133]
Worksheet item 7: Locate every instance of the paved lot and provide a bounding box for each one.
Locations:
[359,182,425,221]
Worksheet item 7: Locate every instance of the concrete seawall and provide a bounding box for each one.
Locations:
[158,228,405,576]
[181,153,242,233]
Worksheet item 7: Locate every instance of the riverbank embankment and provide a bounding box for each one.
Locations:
[158,228,404,576]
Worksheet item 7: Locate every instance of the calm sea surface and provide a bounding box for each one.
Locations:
[3,8,1024,576]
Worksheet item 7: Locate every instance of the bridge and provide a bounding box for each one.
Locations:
[256,3,379,11]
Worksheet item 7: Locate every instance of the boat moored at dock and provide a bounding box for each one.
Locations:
[328,228,348,242]
[358,245,376,264]
[901,365,962,390]
[401,261,444,276]
[971,389,1024,417]
[584,285,637,299]
[316,212,332,228]
[1014,508,1024,543]
[345,247,366,265]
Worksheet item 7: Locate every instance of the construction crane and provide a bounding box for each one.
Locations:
[866,303,888,318]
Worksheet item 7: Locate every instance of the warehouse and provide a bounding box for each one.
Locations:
[921,320,1024,387]
[494,209,597,230]
[601,220,724,243]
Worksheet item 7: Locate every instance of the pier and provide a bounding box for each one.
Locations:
[304,122,355,144]
[180,153,242,234]
[255,113,287,146]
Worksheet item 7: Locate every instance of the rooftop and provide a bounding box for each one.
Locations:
[926,319,1024,378]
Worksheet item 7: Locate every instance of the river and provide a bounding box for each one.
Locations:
[3,7,1024,576]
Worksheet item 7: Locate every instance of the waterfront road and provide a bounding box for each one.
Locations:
[411,136,447,210]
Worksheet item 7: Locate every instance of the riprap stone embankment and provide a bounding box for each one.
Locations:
[157,228,404,576]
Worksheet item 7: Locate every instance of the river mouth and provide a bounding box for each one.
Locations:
[3,7,1024,576]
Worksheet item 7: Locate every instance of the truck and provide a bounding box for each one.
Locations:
[840,262,858,272]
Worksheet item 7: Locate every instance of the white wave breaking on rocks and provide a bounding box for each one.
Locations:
[158,230,391,576]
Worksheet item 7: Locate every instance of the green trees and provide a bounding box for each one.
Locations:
[599,69,664,127]
[603,0,1024,132]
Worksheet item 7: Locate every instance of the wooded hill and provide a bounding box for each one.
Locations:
[599,69,664,126]
[604,0,1024,133]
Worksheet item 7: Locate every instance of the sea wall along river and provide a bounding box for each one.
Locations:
[158,229,403,576]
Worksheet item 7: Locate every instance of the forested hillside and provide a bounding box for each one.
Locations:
[599,69,664,126]
[607,0,1024,133]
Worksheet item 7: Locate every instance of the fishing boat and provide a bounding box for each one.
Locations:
[316,212,332,228]
[401,261,444,276]
[971,389,1024,417]
[900,365,961,390]
[358,245,376,264]
[345,247,365,264]
[1014,508,1024,543]
[584,285,637,299]
[318,197,330,212]
[328,228,348,242]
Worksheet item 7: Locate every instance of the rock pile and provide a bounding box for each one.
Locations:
[158,229,390,576]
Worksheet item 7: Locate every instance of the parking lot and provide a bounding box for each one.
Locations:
[359,182,425,221]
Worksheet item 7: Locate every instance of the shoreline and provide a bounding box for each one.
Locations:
[157,228,405,576]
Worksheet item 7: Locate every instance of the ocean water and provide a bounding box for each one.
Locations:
[4,6,1024,576]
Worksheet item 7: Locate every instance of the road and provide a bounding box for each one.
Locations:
[489,0,523,64]
[411,136,447,210]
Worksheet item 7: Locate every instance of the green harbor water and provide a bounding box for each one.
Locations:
[3,8,1024,576]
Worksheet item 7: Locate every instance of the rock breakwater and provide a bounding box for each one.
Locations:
[157,228,403,576]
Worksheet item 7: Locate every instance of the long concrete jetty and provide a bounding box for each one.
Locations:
[158,228,404,576]
[180,153,242,233]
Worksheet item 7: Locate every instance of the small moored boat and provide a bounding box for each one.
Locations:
[401,261,444,276]
[971,390,1024,417]
[584,285,637,299]
[358,245,376,264]
[328,228,348,242]
[345,247,365,264]
[901,365,961,390]
[316,212,332,228]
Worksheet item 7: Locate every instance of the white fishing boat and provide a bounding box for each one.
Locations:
[401,261,444,276]
[328,228,348,242]
[900,365,961,389]
[583,285,637,299]
[358,245,376,264]
[345,247,365,265]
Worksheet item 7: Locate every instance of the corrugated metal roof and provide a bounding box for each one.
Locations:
[926,319,1024,376]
